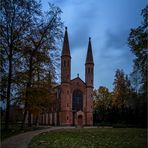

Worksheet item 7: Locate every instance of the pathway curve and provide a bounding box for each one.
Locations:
[1,126,75,148]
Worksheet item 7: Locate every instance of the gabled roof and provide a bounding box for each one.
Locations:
[71,76,86,86]
[85,37,94,64]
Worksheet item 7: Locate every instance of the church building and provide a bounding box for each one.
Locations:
[56,27,94,126]
[39,27,94,126]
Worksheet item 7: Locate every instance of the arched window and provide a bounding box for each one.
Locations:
[67,60,69,66]
[88,67,90,73]
[72,90,83,111]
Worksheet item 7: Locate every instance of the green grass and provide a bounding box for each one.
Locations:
[29,128,147,148]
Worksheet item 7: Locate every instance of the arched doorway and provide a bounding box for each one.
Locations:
[72,89,83,126]
[78,115,83,126]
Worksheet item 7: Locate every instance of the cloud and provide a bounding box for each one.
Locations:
[42,0,146,90]
[71,48,86,81]
[69,27,90,51]
[93,29,134,90]
[99,29,131,59]
[58,0,99,51]
[105,30,129,49]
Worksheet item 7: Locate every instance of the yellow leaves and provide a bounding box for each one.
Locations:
[98,86,109,95]
[93,86,112,111]
[21,82,52,114]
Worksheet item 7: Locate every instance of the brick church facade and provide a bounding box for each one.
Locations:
[39,27,94,126]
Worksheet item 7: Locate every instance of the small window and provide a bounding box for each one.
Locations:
[67,104,69,107]
[67,90,69,94]
[86,69,88,74]
[67,74,69,79]
[67,61,69,66]
[67,116,69,120]
[88,68,90,73]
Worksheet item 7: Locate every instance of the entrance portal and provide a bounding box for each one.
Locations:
[78,115,83,127]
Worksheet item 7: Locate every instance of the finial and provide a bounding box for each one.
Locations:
[77,73,79,77]
[65,26,67,30]
[89,37,91,41]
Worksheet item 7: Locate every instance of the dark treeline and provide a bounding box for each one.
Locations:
[93,5,147,127]
[0,0,63,130]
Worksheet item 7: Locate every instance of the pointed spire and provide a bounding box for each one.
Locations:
[85,37,94,64]
[62,27,71,56]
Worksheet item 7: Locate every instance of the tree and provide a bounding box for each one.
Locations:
[113,69,127,109]
[128,5,147,126]
[128,5,148,99]
[1,0,63,129]
[112,69,134,123]
[93,86,112,123]
[0,0,41,130]
[16,3,63,127]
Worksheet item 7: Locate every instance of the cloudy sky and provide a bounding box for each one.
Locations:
[42,0,146,91]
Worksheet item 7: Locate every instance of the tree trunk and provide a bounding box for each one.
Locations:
[28,111,32,127]
[21,101,27,129]
[27,56,33,127]
[5,49,12,130]
[35,115,39,126]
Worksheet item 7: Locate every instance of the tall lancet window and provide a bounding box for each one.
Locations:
[72,89,83,111]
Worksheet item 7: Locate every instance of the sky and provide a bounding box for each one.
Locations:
[42,0,147,91]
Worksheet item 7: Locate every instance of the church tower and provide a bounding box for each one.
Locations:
[39,28,95,126]
[85,37,94,125]
[61,27,71,83]
[60,27,72,125]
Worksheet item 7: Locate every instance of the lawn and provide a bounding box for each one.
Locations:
[29,128,147,148]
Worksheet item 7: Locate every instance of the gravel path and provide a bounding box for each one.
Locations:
[1,126,75,148]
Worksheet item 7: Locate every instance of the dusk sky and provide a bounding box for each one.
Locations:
[42,0,147,91]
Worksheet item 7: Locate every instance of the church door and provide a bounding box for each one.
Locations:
[78,115,83,127]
